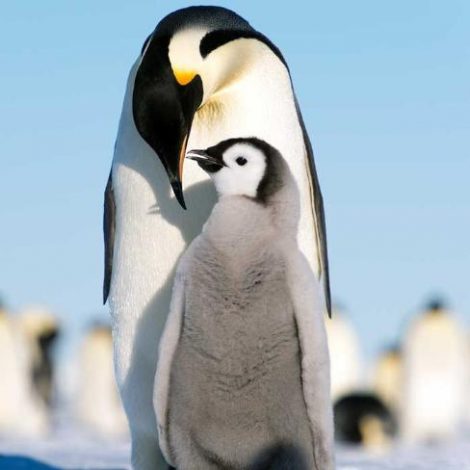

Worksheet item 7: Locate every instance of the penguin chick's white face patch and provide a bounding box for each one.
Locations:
[212,143,267,198]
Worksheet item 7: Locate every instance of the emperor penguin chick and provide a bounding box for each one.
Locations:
[154,138,334,470]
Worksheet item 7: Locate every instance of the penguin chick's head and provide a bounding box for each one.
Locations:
[187,137,285,204]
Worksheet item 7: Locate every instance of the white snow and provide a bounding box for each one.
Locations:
[2,432,470,469]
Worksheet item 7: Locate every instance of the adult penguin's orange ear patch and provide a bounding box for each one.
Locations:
[173,69,197,86]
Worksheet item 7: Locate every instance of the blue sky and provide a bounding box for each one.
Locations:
[1,1,469,360]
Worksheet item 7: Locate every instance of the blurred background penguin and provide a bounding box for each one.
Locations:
[0,301,54,437]
[325,305,363,401]
[326,305,398,450]
[75,322,128,438]
[400,298,467,443]
[17,306,60,407]
[328,298,470,449]
[373,344,403,415]
[334,392,397,450]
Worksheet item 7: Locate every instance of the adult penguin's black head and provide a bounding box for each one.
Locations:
[132,7,285,209]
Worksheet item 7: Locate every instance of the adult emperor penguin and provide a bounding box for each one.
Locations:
[373,344,402,414]
[18,306,60,406]
[400,299,467,443]
[105,7,331,468]
[0,306,49,437]
[76,323,128,438]
[154,138,334,470]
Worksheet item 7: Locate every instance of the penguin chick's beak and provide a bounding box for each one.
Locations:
[187,149,224,173]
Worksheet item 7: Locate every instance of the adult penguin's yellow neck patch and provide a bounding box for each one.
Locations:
[168,28,206,86]
[173,69,197,86]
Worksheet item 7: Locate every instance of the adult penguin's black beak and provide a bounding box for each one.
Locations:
[132,34,204,210]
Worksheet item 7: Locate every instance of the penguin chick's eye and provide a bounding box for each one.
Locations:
[236,156,247,166]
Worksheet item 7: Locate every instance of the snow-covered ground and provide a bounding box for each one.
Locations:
[336,439,470,469]
[2,432,470,470]
[0,437,130,469]
[1,411,470,470]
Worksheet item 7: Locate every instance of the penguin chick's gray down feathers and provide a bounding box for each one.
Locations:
[154,138,335,470]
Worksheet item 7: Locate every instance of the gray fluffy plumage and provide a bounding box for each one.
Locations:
[155,140,334,470]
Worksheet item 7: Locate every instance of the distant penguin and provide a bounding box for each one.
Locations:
[325,308,362,401]
[0,306,49,437]
[334,392,397,449]
[154,138,334,470]
[76,323,128,438]
[400,299,467,443]
[18,307,60,406]
[373,344,402,414]
[466,334,470,428]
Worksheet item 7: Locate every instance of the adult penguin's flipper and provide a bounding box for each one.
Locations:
[103,171,116,304]
[295,99,332,317]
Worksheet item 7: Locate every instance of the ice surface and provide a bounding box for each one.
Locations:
[0,435,130,469]
[1,415,470,470]
[336,439,470,469]
[0,412,130,469]
[2,436,470,469]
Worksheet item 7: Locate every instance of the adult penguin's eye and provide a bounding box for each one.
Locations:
[236,156,247,166]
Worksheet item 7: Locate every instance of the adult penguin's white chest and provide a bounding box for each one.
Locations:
[110,61,214,380]
[110,52,314,382]
[191,46,318,269]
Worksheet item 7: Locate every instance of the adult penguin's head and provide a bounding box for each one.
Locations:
[132,6,286,209]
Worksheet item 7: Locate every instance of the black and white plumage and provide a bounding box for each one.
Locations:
[155,138,334,470]
[0,307,51,437]
[334,393,397,448]
[18,307,60,407]
[105,7,332,468]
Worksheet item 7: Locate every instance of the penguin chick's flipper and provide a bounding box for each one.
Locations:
[154,249,192,466]
[284,245,335,470]
[103,171,116,304]
[295,99,331,318]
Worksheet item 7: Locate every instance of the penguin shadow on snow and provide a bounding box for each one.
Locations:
[120,156,216,464]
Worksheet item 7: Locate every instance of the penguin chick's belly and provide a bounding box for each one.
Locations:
[168,245,313,466]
